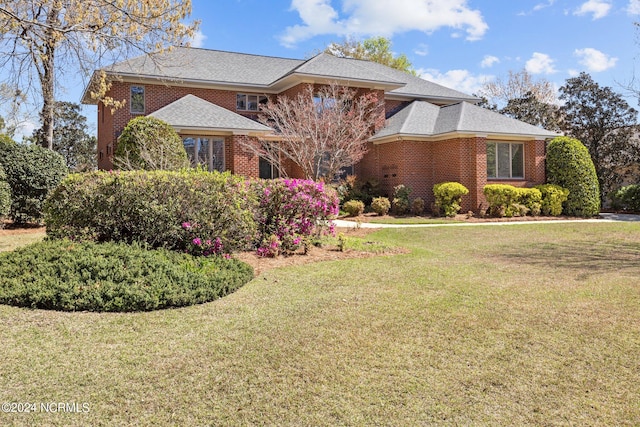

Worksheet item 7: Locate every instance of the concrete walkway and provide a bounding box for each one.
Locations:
[334,213,640,229]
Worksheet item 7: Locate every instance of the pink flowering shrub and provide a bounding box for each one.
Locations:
[180,222,226,257]
[251,178,339,257]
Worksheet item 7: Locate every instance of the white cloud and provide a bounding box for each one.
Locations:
[525,52,557,74]
[280,0,488,47]
[574,47,618,72]
[418,68,493,95]
[519,0,556,15]
[627,0,640,14]
[480,55,500,68]
[414,43,429,56]
[189,30,207,48]
[12,120,37,142]
[574,0,611,19]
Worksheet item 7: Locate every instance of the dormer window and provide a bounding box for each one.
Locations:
[237,93,267,111]
[130,86,145,114]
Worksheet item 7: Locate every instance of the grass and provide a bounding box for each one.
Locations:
[0,229,45,252]
[1,223,639,425]
[365,216,465,224]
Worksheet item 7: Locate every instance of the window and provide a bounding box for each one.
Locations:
[259,157,280,179]
[487,142,524,179]
[237,93,267,111]
[130,86,145,114]
[183,137,224,172]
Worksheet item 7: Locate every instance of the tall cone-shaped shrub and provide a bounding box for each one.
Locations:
[546,136,600,217]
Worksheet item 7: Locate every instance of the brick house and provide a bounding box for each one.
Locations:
[82,47,558,212]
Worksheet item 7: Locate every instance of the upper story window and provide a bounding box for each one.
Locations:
[237,93,267,111]
[487,142,524,179]
[130,86,145,114]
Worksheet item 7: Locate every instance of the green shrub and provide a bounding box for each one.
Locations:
[411,197,425,215]
[518,188,542,216]
[535,184,569,216]
[0,240,253,312]
[546,136,600,217]
[611,184,640,212]
[0,164,11,221]
[44,170,257,252]
[483,184,519,217]
[343,199,365,217]
[392,184,411,215]
[0,137,68,224]
[483,185,542,217]
[114,116,189,170]
[433,182,469,217]
[335,175,380,206]
[371,197,391,216]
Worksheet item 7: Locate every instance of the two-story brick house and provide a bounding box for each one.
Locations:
[81,47,558,211]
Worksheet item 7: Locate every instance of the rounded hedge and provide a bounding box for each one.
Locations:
[114,116,189,170]
[546,136,600,217]
[0,137,68,223]
[0,240,254,312]
[0,164,11,219]
[433,182,469,217]
[44,169,257,253]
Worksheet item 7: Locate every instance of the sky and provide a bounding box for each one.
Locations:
[12,0,640,138]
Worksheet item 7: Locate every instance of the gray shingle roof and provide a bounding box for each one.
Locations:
[105,47,304,87]
[85,47,477,104]
[148,95,272,133]
[371,101,560,141]
[286,53,405,87]
[356,60,480,103]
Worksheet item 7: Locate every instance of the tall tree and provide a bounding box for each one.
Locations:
[30,101,96,171]
[325,36,417,75]
[0,1,198,150]
[477,69,560,130]
[559,72,640,201]
[478,69,557,107]
[248,83,384,181]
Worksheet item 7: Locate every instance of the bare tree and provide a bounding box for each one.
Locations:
[0,1,198,149]
[246,83,384,181]
[478,69,557,109]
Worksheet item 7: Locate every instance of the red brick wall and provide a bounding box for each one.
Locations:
[357,137,547,213]
[228,135,259,177]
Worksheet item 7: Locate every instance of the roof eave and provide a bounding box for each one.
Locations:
[370,131,561,144]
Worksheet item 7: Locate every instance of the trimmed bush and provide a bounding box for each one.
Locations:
[44,170,257,253]
[535,184,569,216]
[0,137,67,224]
[611,184,640,212]
[0,164,11,221]
[343,199,365,217]
[392,184,411,215]
[0,240,253,312]
[411,197,425,215]
[371,197,391,216]
[518,188,542,216]
[483,185,542,217]
[114,116,189,170]
[252,178,339,257]
[546,136,600,217]
[433,182,469,217]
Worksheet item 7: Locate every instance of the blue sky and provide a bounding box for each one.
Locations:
[186,0,638,96]
[15,0,640,137]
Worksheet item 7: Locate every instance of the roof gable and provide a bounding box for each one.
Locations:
[372,101,560,141]
[148,94,272,134]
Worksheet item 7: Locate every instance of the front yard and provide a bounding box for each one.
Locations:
[1,222,639,425]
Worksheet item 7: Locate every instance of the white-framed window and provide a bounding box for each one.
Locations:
[183,137,225,172]
[130,86,145,114]
[487,142,524,179]
[237,93,268,111]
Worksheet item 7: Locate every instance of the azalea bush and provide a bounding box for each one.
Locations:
[44,169,257,252]
[252,178,339,257]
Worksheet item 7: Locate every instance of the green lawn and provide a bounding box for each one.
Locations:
[1,223,639,425]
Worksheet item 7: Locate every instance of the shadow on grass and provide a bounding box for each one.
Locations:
[498,240,640,276]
